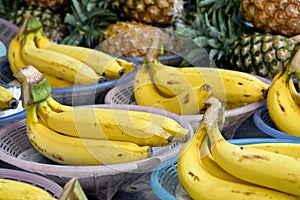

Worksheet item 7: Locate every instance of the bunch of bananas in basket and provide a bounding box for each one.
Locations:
[267,47,300,138]
[133,38,271,115]
[15,65,189,166]
[8,14,135,88]
[178,96,300,199]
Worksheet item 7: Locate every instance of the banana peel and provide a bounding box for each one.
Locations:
[59,178,88,200]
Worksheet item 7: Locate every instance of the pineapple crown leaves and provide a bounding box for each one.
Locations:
[62,0,119,48]
[0,0,22,20]
[179,0,253,67]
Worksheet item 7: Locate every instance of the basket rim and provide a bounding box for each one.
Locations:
[150,137,300,200]
[0,168,63,198]
[0,104,194,177]
[253,105,300,140]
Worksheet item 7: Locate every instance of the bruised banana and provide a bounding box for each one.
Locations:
[149,64,270,104]
[45,96,189,142]
[35,27,135,78]
[0,178,56,200]
[37,99,185,146]
[134,63,212,115]
[267,67,300,137]
[21,27,102,85]
[206,97,300,197]
[177,121,296,199]
[0,86,19,110]
[26,103,151,165]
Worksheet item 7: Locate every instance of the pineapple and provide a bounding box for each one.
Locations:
[177,0,298,78]
[112,0,185,26]
[239,0,300,37]
[99,21,177,57]
[0,0,67,42]
[23,0,68,10]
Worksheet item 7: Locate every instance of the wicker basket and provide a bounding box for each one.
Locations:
[150,138,300,200]
[253,105,300,140]
[0,104,193,200]
[104,78,270,139]
[0,168,63,199]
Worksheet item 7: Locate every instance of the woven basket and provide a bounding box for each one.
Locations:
[0,104,193,200]
[104,77,271,139]
[0,168,63,199]
[150,138,300,200]
[253,105,300,140]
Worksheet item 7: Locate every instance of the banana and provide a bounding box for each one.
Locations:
[267,67,300,137]
[199,135,249,184]
[46,96,189,142]
[35,27,135,79]
[21,27,102,85]
[177,120,296,199]
[149,64,270,104]
[206,96,300,197]
[245,142,300,159]
[26,102,151,165]
[37,99,176,146]
[0,178,56,200]
[134,63,212,115]
[0,86,19,110]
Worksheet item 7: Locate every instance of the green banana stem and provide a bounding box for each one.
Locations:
[25,14,43,33]
[58,178,88,200]
[14,65,52,107]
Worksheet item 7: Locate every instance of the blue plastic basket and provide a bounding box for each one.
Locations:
[150,138,300,200]
[253,105,300,140]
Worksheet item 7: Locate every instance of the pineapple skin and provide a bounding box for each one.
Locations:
[99,21,176,57]
[240,0,300,37]
[112,0,184,26]
[23,0,68,10]
[229,32,297,78]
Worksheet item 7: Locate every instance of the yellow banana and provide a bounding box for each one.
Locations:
[7,28,74,88]
[199,135,249,184]
[149,64,270,103]
[21,30,102,85]
[42,96,189,143]
[37,100,176,146]
[177,121,296,199]
[0,178,56,200]
[26,103,151,165]
[35,28,135,79]
[206,98,300,196]
[0,86,19,110]
[267,68,300,137]
[245,142,300,159]
[134,63,212,115]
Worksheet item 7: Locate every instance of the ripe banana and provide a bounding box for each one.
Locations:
[37,99,177,146]
[46,96,189,142]
[21,29,102,85]
[177,121,296,199]
[149,64,270,104]
[267,67,300,137]
[134,63,212,115]
[26,103,151,165]
[35,27,135,79]
[245,142,300,159]
[206,98,300,196]
[0,178,56,200]
[0,86,19,110]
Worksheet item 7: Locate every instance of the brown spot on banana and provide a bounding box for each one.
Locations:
[188,171,201,181]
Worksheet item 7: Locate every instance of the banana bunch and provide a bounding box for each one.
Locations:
[1,177,88,200]
[177,96,300,199]
[0,85,19,111]
[15,65,189,166]
[134,38,212,115]
[267,49,300,138]
[8,14,135,88]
